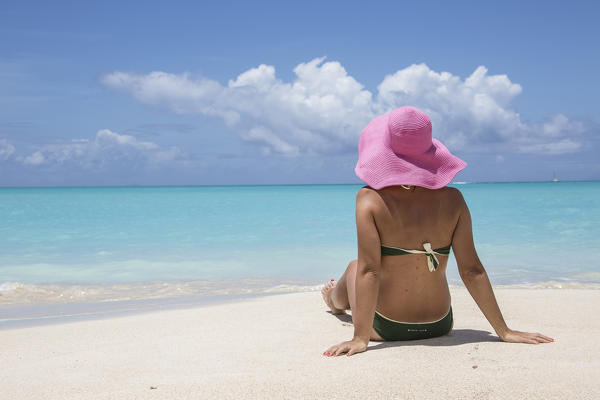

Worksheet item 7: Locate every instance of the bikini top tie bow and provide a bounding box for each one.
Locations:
[421,242,441,272]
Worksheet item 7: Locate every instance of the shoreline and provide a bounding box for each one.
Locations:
[1,287,599,399]
[2,278,599,306]
[0,292,285,330]
[0,278,325,308]
[1,281,599,330]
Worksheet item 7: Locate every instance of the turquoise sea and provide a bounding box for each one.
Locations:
[1,182,599,305]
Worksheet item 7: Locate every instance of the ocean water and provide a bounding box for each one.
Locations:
[0,182,599,305]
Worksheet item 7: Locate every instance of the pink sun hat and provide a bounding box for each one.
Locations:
[355,106,466,189]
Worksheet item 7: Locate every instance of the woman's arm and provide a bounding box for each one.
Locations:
[452,191,554,344]
[352,188,382,342]
[325,188,382,356]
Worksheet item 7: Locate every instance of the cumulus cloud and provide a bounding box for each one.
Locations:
[19,129,184,168]
[0,139,16,160]
[102,58,587,156]
[103,58,372,155]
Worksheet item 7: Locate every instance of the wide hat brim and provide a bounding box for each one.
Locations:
[355,113,467,189]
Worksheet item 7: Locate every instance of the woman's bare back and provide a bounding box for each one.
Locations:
[368,185,463,322]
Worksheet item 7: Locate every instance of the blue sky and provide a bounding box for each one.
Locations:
[1,0,598,186]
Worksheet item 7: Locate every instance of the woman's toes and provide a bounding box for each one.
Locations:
[322,281,333,294]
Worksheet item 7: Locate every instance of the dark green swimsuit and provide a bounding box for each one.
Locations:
[373,243,453,341]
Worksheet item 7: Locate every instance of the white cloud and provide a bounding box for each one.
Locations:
[19,129,184,168]
[244,126,299,156]
[377,65,525,146]
[0,139,16,160]
[102,59,587,156]
[516,114,585,154]
[103,58,373,155]
[23,151,45,165]
[96,129,158,150]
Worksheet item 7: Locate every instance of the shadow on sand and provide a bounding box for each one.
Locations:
[328,311,499,348]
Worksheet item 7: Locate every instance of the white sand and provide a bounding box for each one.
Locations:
[1,287,599,399]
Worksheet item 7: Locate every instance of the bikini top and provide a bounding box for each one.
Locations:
[381,242,451,272]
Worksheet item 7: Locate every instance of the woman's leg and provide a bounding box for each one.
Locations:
[321,259,357,314]
[322,259,384,340]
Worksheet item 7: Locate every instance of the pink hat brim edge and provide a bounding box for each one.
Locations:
[355,138,467,190]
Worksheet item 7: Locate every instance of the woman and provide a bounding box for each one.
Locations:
[322,106,553,357]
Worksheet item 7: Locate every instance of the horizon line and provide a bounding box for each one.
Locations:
[0,179,598,189]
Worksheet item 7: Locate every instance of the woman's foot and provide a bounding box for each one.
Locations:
[322,279,346,315]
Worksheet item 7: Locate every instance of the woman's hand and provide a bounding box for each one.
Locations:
[499,328,554,344]
[323,337,369,357]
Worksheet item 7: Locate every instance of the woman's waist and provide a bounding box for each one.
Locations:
[376,280,451,323]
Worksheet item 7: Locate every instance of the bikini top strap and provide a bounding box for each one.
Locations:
[380,242,450,272]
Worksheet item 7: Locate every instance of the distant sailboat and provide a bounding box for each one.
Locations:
[552,171,559,182]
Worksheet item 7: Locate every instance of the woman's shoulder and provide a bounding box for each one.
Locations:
[437,187,469,218]
[356,186,382,206]
[435,186,467,208]
[439,186,465,200]
[357,185,376,195]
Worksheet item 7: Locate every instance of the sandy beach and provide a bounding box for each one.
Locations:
[1,287,599,399]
